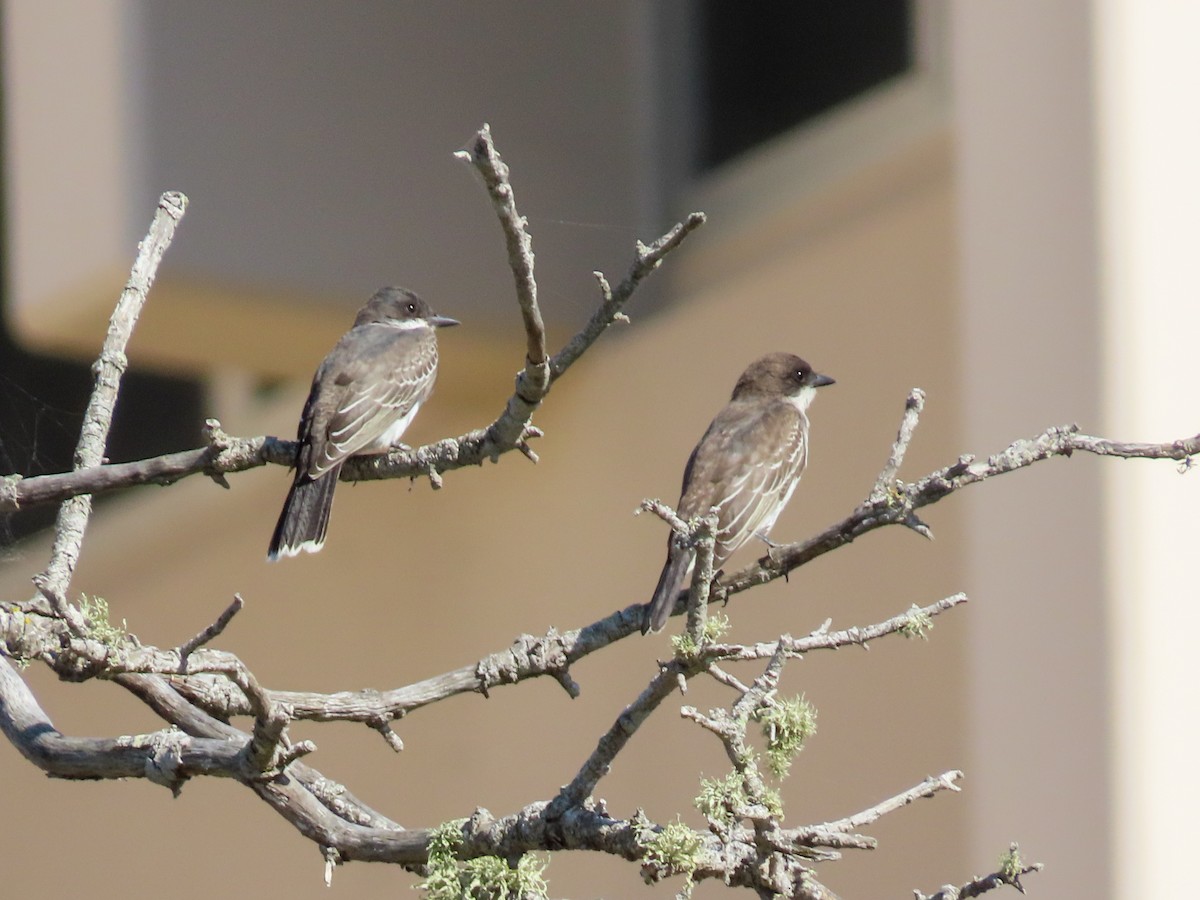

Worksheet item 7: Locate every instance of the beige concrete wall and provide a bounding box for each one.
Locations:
[950,5,1113,896]
[0,138,964,896]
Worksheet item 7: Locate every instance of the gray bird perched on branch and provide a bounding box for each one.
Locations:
[643,352,835,633]
[268,286,459,560]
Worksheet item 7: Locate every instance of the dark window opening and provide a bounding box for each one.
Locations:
[0,71,206,548]
[0,327,204,547]
[698,0,913,170]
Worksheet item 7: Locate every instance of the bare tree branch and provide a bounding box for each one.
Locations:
[116,671,402,830]
[30,192,188,627]
[549,664,684,817]
[816,771,963,836]
[177,594,245,662]
[714,398,1200,609]
[0,208,704,517]
[0,609,978,894]
[0,589,964,798]
[548,211,706,381]
[700,594,966,665]
[0,655,240,787]
[913,843,1043,900]
[455,123,545,369]
[454,123,549,465]
[870,388,925,502]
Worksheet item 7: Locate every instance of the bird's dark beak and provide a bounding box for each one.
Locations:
[429,315,460,328]
[809,372,835,388]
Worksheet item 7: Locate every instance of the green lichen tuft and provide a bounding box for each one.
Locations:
[759,784,784,819]
[755,695,818,778]
[695,768,783,826]
[641,820,703,898]
[77,595,128,647]
[702,611,730,642]
[695,770,748,826]
[417,820,548,900]
[670,611,730,658]
[899,603,934,640]
[671,631,698,658]
[998,843,1024,880]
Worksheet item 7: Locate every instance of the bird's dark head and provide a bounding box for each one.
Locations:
[732,352,835,405]
[355,286,460,330]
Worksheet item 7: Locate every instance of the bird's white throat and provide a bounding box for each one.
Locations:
[788,385,818,415]
[382,318,433,331]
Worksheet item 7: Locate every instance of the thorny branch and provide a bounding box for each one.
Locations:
[2,124,1190,895]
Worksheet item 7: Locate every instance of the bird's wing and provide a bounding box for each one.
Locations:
[680,401,807,566]
[299,325,438,479]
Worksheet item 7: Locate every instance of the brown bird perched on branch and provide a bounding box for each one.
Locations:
[643,352,835,633]
[268,286,459,560]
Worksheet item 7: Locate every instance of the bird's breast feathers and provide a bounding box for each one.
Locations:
[681,398,809,558]
[301,324,439,478]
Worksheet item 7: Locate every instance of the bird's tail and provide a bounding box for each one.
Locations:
[267,468,339,560]
[643,549,694,634]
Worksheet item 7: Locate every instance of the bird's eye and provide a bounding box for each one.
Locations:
[406,303,416,314]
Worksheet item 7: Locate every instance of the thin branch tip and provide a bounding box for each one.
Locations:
[592,270,613,301]
[373,720,405,753]
[158,190,189,217]
[553,669,581,698]
[177,594,245,662]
